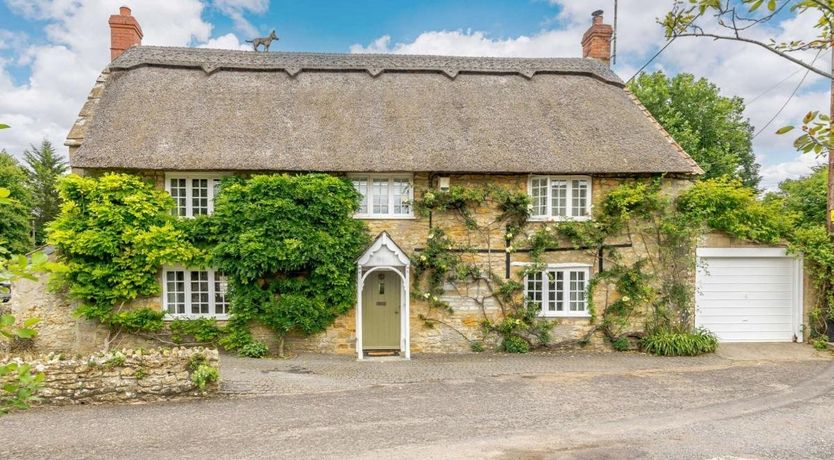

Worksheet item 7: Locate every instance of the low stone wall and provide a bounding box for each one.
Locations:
[1,347,219,406]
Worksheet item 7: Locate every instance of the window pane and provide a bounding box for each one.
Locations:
[556,271,564,311]
[191,271,210,314]
[392,178,411,215]
[569,271,587,312]
[352,178,368,214]
[547,272,556,311]
[571,180,589,217]
[169,179,187,217]
[526,272,543,306]
[551,180,568,217]
[166,271,185,315]
[372,179,389,215]
[214,273,229,315]
[192,179,209,216]
[530,178,547,217]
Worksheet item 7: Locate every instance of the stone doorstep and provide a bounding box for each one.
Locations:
[361,356,410,362]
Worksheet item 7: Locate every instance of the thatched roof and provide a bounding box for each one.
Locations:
[67,46,701,175]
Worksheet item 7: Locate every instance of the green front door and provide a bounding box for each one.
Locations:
[362,271,401,350]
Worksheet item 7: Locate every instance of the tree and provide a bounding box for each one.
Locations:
[0,151,33,257]
[629,71,760,188]
[766,166,828,226]
[662,0,834,232]
[23,140,67,245]
[208,174,369,356]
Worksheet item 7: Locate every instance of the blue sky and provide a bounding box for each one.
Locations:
[0,0,829,189]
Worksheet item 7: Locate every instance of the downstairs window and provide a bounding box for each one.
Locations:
[163,268,229,319]
[525,266,590,317]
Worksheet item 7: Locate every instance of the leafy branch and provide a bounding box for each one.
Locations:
[662,0,833,79]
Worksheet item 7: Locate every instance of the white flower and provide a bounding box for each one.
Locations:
[420,255,427,261]
[423,292,431,299]
[622,296,631,302]
[505,232,513,239]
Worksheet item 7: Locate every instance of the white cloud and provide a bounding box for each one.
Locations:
[212,0,269,38]
[760,153,827,191]
[351,28,580,57]
[0,1,252,161]
[199,33,250,51]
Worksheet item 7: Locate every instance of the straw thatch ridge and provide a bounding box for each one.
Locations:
[69,46,702,175]
[108,46,624,84]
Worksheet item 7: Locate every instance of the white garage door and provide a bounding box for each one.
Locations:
[696,248,801,342]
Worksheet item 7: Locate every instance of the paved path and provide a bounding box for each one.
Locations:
[2,346,833,459]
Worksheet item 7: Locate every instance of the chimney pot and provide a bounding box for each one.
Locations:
[109,6,143,61]
[582,10,613,66]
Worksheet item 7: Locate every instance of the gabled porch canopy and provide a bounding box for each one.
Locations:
[356,232,411,360]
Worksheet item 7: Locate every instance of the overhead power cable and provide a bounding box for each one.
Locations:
[626,13,702,84]
[753,48,823,139]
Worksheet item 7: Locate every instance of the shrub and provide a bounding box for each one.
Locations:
[812,336,829,351]
[470,341,485,353]
[190,364,219,390]
[186,353,209,373]
[239,341,269,358]
[611,336,630,351]
[0,363,44,414]
[501,335,530,354]
[640,329,718,356]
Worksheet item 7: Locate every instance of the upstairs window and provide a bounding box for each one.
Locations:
[529,176,591,221]
[525,266,590,317]
[163,268,229,319]
[350,174,413,218]
[165,174,224,217]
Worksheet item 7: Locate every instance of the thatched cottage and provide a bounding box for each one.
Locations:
[54,7,808,358]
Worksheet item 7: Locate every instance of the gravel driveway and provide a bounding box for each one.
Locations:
[2,345,833,459]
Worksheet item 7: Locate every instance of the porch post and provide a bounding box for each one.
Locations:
[356,264,363,360]
[403,265,411,360]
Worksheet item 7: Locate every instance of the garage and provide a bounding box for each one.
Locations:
[695,248,803,343]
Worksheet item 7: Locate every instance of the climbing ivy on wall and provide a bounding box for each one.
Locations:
[411,184,551,353]
[49,174,204,345]
[206,174,369,356]
[410,177,795,354]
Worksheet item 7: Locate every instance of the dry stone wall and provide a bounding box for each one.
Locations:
[0,347,219,405]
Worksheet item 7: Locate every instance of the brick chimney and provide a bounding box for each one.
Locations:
[581,10,613,65]
[109,6,143,61]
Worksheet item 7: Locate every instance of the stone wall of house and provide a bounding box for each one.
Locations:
[6,260,159,354]
[29,170,744,355]
[288,174,697,354]
[0,347,219,406]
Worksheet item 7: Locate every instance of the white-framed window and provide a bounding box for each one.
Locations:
[528,176,591,221]
[163,267,229,319]
[350,174,414,219]
[164,173,225,217]
[524,265,591,317]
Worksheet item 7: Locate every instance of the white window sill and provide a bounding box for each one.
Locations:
[164,314,230,321]
[528,216,592,223]
[540,313,591,319]
[354,215,416,220]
